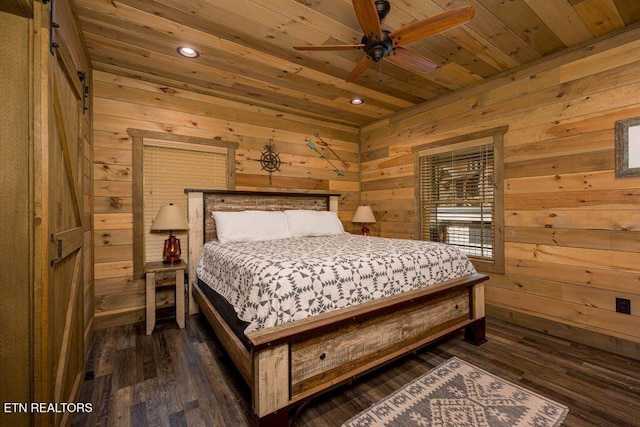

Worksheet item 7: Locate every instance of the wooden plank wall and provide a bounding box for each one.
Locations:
[360,28,640,358]
[92,70,360,328]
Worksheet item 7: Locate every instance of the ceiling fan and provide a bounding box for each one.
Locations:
[294,1,475,82]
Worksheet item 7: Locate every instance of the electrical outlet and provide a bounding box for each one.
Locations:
[616,298,631,315]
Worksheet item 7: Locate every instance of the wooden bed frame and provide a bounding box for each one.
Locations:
[185,189,489,426]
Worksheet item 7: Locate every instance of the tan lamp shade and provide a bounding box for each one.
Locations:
[150,203,189,231]
[352,205,376,224]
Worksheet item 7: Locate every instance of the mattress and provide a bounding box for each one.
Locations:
[197,234,476,333]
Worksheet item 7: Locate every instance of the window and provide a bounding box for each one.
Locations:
[414,127,506,273]
[143,142,228,264]
[129,129,238,278]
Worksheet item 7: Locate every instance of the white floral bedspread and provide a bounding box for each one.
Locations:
[197,234,476,332]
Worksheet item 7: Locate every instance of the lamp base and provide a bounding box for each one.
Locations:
[361,224,370,236]
[162,234,182,264]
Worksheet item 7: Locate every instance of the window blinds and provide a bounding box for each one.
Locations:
[143,144,227,263]
[419,143,494,260]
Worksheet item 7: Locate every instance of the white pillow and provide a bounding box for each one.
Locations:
[213,211,291,243]
[284,210,344,237]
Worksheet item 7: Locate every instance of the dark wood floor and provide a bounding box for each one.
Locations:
[72,314,640,427]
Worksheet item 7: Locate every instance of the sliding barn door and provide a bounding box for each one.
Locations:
[42,46,85,426]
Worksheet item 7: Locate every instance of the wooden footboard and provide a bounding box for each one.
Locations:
[193,273,488,426]
[289,288,469,396]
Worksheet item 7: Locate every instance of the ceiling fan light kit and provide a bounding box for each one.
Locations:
[294,1,475,82]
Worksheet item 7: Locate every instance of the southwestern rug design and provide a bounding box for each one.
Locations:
[343,357,568,427]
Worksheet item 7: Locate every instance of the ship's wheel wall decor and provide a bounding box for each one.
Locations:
[260,139,281,173]
[246,137,281,185]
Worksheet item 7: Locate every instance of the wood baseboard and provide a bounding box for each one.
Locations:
[94,307,145,330]
[487,304,640,361]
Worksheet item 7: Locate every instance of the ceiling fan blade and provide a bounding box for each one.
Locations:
[346,55,373,82]
[389,5,475,47]
[294,44,365,51]
[386,47,437,74]
[353,0,382,40]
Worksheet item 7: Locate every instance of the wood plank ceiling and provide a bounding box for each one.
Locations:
[73,0,640,127]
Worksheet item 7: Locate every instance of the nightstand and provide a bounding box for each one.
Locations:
[144,260,187,335]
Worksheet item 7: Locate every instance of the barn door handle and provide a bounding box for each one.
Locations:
[50,234,63,266]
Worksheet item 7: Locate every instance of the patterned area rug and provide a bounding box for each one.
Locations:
[343,357,568,427]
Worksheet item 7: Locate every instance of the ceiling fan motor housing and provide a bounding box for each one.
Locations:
[361,30,393,62]
[375,0,391,21]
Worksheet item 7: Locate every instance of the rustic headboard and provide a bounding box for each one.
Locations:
[184,189,340,313]
[201,191,335,243]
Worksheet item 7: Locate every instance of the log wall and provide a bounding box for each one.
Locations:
[92,70,360,328]
[360,28,640,358]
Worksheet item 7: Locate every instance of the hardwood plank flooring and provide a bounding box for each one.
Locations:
[72,315,640,426]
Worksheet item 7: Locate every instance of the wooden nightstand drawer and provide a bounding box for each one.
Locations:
[144,260,187,335]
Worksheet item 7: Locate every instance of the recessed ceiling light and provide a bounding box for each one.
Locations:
[177,46,199,58]
[350,97,364,105]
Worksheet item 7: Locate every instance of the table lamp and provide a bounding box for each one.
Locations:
[150,203,189,263]
[352,205,376,236]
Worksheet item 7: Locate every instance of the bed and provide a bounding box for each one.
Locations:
[185,190,489,426]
